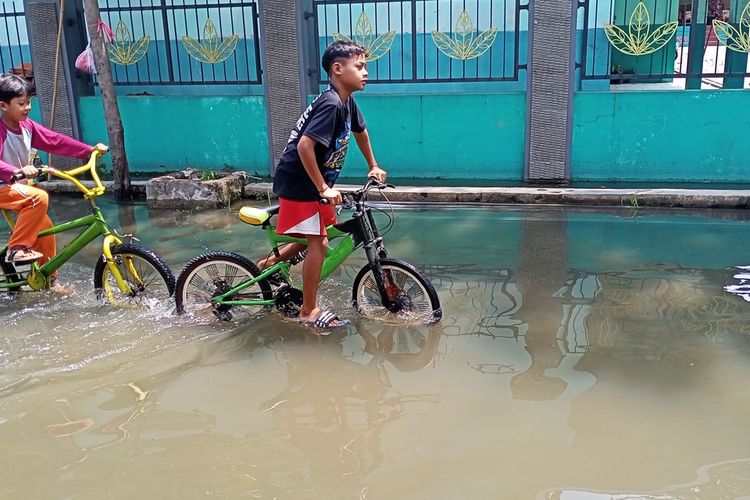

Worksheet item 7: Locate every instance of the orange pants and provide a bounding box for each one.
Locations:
[0,183,56,268]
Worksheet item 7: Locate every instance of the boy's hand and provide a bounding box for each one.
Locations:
[320,187,342,205]
[19,165,39,179]
[369,165,387,182]
[92,143,109,154]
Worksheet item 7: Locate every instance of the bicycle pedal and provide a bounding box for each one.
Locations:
[212,307,233,321]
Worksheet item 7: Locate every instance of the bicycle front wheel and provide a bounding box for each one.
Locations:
[93,243,175,307]
[352,258,442,324]
[175,252,272,321]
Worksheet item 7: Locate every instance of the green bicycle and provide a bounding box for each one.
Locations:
[175,178,442,324]
[0,151,175,304]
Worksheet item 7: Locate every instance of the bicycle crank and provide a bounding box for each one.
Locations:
[275,286,303,317]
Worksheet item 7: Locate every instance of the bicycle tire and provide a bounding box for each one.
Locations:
[352,258,442,324]
[93,243,175,306]
[175,251,272,321]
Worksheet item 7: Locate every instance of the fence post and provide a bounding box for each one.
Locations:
[723,2,748,89]
[524,0,576,182]
[24,0,91,159]
[260,0,311,173]
[685,0,707,89]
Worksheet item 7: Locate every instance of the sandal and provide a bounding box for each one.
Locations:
[5,247,43,263]
[299,309,349,329]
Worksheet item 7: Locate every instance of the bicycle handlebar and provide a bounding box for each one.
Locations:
[11,151,104,199]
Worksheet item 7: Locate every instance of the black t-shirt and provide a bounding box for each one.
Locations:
[273,85,366,201]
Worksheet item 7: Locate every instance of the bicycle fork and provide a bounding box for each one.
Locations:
[101,234,139,299]
[363,245,402,314]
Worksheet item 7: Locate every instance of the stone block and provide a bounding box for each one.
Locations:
[146,172,247,209]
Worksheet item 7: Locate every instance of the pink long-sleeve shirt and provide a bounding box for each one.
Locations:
[0,118,92,183]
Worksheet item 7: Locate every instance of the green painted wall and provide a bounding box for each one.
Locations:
[342,93,526,180]
[78,96,269,174]
[573,91,750,182]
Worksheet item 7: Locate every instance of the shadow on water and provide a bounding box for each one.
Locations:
[5,198,750,497]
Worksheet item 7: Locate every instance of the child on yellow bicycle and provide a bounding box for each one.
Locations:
[0,74,108,288]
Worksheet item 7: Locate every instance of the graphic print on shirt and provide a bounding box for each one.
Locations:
[322,121,351,175]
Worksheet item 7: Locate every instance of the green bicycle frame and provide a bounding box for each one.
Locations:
[211,224,357,307]
[0,206,118,290]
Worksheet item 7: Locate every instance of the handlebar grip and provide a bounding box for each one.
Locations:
[319,198,330,205]
[10,171,25,183]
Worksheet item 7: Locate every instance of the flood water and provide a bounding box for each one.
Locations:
[3,196,750,499]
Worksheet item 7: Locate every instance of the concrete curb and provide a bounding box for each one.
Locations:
[243,183,750,209]
[39,179,750,209]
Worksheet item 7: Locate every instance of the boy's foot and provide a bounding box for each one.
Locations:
[49,278,74,295]
[5,247,43,264]
[298,309,349,329]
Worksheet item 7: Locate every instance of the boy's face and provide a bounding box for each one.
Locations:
[332,53,368,91]
[0,94,31,123]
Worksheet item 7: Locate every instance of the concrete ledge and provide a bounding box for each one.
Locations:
[40,179,750,209]
[244,183,750,209]
[38,180,148,196]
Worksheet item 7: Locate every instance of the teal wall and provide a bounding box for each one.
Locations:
[30,97,42,122]
[343,93,526,180]
[573,91,750,182]
[78,96,269,174]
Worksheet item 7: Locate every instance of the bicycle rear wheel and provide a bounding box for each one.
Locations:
[93,243,175,307]
[175,252,272,322]
[352,258,442,324]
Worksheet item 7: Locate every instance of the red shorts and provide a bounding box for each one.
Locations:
[276,197,337,236]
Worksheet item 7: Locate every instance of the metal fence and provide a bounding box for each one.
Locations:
[0,0,32,80]
[312,0,528,84]
[98,0,262,85]
[578,0,750,89]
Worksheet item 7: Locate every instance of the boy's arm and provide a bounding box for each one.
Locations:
[27,120,93,161]
[298,135,341,203]
[0,158,19,183]
[354,130,386,182]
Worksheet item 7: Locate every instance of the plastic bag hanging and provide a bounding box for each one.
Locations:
[74,20,115,74]
[75,43,97,74]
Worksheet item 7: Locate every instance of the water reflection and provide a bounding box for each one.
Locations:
[257,322,442,497]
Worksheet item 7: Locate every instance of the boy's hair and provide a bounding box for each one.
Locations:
[321,40,366,75]
[0,74,31,103]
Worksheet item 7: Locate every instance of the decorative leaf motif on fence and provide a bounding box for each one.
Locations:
[604,1,678,55]
[430,11,497,60]
[332,11,396,61]
[713,2,750,52]
[107,21,150,65]
[182,19,239,64]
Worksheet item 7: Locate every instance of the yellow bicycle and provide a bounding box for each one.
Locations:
[0,151,175,305]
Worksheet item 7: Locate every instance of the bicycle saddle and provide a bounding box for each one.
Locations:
[238,205,279,225]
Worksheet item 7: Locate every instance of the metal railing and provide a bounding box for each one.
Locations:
[0,0,32,82]
[312,0,528,84]
[98,0,262,86]
[578,0,750,89]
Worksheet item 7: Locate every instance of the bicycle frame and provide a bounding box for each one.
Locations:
[0,151,137,295]
[211,182,394,309]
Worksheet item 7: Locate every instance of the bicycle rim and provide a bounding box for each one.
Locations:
[177,256,268,322]
[354,261,441,324]
[99,252,172,307]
